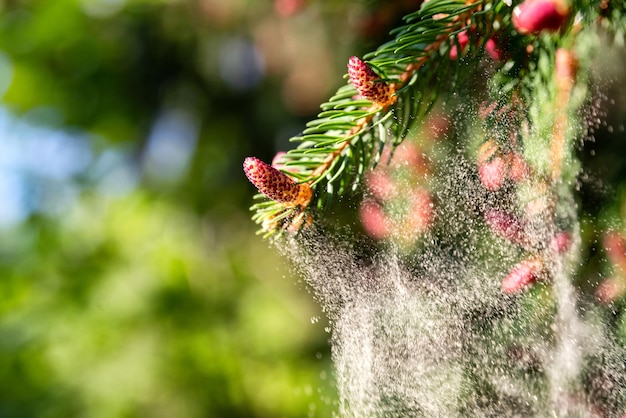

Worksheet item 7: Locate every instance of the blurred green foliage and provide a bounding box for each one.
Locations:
[0,193,336,417]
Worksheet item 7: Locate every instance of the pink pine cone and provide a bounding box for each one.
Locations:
[271,151,288,170]
[484,38,502,61]
[550,231,572,254]
[243,157,312,206]
[596,277,626,304]
[407,189,434,232]
[479,156,507,191]
[512,0,569,34]
[485,209,526,245]
[507,152,530,182]
[502,258,544,294]
[449,31,470,60]
[604,232,626,271]
[366,171,396,201]
[360,200,389,240]
[347,56,395,106]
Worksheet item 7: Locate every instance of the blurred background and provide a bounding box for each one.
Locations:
[1,0,625,417]
[0,0,422,416]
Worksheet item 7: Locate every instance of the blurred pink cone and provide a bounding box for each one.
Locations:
[595,277,626,304]
[502,258,544,293]
[479,156,507,191]
[550,231,572,254]
[407,189,434,232]
[485,209,526,245]
[391,141,428,173]
[449,30,469,60]
[366,171,396,201]
[603,232,626,271]
[485,38,502,61]
[272,151,288,170]
[512,0,569,34]
[360,200,389,240]
[507,152,530,182]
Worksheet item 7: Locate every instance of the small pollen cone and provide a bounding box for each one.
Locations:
[507,152,530,182]
[243,157,312,206]
[347,56,395,106]
[287,211,313,233]
[502,258,544,294]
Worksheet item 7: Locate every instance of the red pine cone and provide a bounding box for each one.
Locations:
[347,56,395,106]
[243,157,312,206]
[512,0,569,35]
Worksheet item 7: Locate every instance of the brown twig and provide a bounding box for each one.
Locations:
[550,48,577,181]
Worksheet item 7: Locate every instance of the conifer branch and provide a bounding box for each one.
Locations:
[245,0,488,236]
[244,0,625,237]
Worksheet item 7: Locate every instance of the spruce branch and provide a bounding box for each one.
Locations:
[244,0,625,237]
[246,0,488,236]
